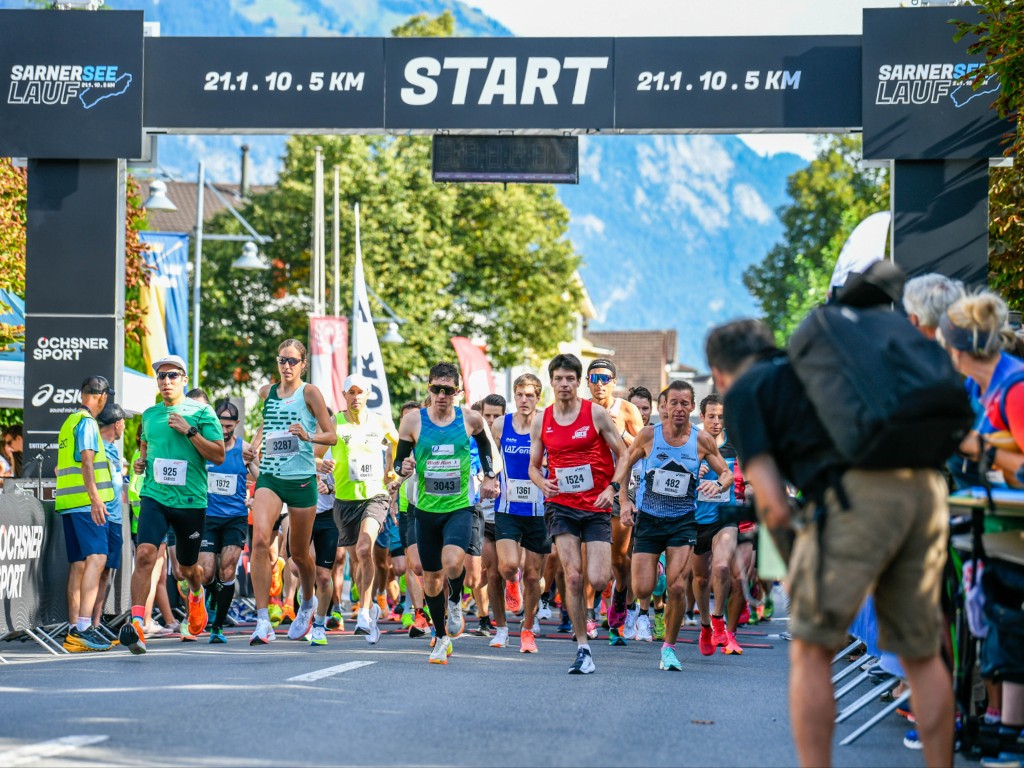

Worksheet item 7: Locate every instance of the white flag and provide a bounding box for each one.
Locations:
[350,203,393,419]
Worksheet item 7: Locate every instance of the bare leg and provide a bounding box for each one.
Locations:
[900,654,954,768]
[789,639,835,767]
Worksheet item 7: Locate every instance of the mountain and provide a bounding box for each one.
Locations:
[3,0,809,370]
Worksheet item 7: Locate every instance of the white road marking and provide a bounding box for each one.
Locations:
[0,735,109,766]
[287,660,376,681]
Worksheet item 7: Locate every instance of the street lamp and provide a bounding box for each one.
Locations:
[232,241,270,271]
[381,321,404,345]
[143,179,177,212]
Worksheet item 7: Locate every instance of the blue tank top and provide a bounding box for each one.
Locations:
[694,432,737,525]
[497,413,543,517]
[636,424,699,518]
[206,440,249,518]
[260,382,318,479]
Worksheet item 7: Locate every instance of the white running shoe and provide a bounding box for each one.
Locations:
[568,646,596,674]
[367,604,381,645]
[249,617,276,645]
[144,620,174,638]
[635,613,653,642]
[429,635,453,664]
[623,606,640,640]
[354,607,371,636]
[489,626,510,648]
[537,597,553,620]
[446,598,465,638]
[288,596,317,640]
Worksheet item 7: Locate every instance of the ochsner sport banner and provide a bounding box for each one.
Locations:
[350,204,392,418]
[450,336,496,407]
[310,316,348,413]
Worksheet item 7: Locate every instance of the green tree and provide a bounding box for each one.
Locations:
[743,135,889,343]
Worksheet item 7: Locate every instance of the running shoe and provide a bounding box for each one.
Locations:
[143,620,174,638]
[366,601,381,645]
[64,627,110,652]
[520,629,538,653]
[326,611,344,631]
[409,609,430,638]
[903,729,923,750]
[249,617,277,645]
[187,587,208,636]
[608,628,627,647]
[289,596,318,640]
[490,626,510,648]
[118,619,147,655]
[568,646,596,675]
[623,605,639,640]
[505,578,523,614]
[268,602,283,627]
[354,608,372,636]
[376,594,388,619]
[176,579,189,601]
[309,624,328,647]
[635,614,653,642]
[763,592,775,619]
[660,645,683,671]
[537,596,553,620]
[270,557,285,597]
[401,610,415,628]
[653,612,666,641]
[280,604,296,625]
[557,609,573,634]
[710,616,728,648]
[585,618,599,640]
[471,616,493,637]
[446,598,465,638]
[698,624,715,656]
[684,611,698,627]
[722,631,744,655]
[209,628,227,644]
[738,602,751,626]
[429,635,453,664]
[607,599,626,631]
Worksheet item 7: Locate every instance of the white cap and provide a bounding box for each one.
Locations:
[152,354,188,376]
[343,374,373,392]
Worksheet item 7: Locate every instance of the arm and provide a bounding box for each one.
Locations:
[294,385,338,447]
[621,400,645,447]
[617,426,654,526]
[134,439,148,475]
[742,453,795,563]
[384,418,400,482]
[465,408,499,499]
[696,432,733,497]
[242,441,259,481]
[79,449,108,526]
[528,414,558,497]
[393,410,419,478]
[592,404,630,508]
[490,417,505,474]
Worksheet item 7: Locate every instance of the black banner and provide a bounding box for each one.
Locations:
[0,10,143,159]
[862,7,1010,160]
[143,37,385,132]
[615,36,861,132]
[0,494,50,634]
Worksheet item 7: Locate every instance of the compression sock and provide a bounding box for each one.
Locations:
[214,579,235,630]
[447,568,466,603]
[425,592,447,633]
[662,642,675,651]
[131,605,145,624]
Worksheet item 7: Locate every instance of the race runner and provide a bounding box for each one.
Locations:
[471,395,507,638]
[394,363,499,665]
[530,354,630,674]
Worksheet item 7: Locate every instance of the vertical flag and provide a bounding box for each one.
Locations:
[139,232,190,372]
[309,316,348,413]
[450,336,497,406]
[350,204,392,418]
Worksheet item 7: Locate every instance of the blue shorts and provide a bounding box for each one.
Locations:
[62,511,109,563]
[106,521,124,570]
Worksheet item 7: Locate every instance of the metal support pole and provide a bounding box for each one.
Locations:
[351,202,361,374]
[191,161,205,383]
[23,627,63,656]
[835,678,899,724]
[839,689,912,746]
[333,166,340,317]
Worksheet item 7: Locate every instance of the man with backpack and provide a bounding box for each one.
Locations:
[705,301,960,767]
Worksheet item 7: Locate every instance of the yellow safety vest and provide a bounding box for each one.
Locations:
[55,409,115,512]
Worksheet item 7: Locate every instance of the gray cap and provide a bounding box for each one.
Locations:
[152,354,188,376]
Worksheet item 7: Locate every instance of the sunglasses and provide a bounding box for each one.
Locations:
[428,384,458,396]
[588,373,613,385]
[156,371,184,381]
[277,356,304,367]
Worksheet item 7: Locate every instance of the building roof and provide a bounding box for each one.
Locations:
[587,329,678,394]
[137,180,269,234]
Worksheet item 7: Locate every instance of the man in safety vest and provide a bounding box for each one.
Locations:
[57,375,116,653]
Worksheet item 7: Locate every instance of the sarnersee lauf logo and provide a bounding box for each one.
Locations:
[8,64,133,109]
[875,62,999,109]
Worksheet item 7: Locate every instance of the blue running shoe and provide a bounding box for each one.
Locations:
[557,608,572,634]
[209,628,227,644]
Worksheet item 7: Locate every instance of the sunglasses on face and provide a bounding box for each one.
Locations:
[277,356,304,367]
[428,384,458,396]
[588,373,613,385]
[156,371,184,381]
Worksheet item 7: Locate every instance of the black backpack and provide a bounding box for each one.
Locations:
[789,265,973,469]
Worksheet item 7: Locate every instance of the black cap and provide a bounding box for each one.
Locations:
[97,402,125,427]
[587,358,616,377]
[81,375,114,398]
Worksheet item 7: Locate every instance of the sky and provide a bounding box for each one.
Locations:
[467,0,910,160]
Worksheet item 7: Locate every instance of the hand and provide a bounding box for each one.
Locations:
[167,413,190,435]
[288,423,310,442]
[243,444,258,463]
[90,497,108,526]
[387,478,402,495]
[539,476,560,498]
[698,464,709,479]
[697,479,722,498]
[317,478,330,495]
[481,476,499,500]
[320,458,336,474]
[960,431,982,462]
[400,456,415,477]
[133,457,146,475]
[619,499,636,527]
[594,485,615,509]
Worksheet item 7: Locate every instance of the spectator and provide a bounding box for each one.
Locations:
[91,402,127,629]
[903,273,965,340]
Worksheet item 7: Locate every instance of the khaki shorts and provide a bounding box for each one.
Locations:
[788,468,948,659]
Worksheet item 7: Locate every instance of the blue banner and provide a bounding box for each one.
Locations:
[139,231,190,368]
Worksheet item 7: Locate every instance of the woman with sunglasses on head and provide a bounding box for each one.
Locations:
[248,339,337,646]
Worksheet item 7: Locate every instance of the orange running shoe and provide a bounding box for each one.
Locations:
[722,631,744,655]
[269,557,285,598]
[519,629,538,654]
[698,624,715,656]
[711,616,728,649]
[376,594,388,618]
[187,588,208,636]
[505,579,522,614]
[281,604,296,625]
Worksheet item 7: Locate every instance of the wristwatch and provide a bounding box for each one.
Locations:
[610,481,621,492]
[484,470,497,479]
[186,426,199,439]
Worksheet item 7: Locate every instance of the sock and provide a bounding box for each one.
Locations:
[313,615,326,627]
[214,579,235,630]
[190,585,203,597]
[613,589,627,609]
[541,590,550,602]
[131,605,145,624]
[77,616,90,631]
[331,603,342,615]
[662,642,676,651]
[712,613,724,620]
[701,621,712,629]
[654,607,664,615]
[578,643,591,653]
[257,608,269,621]
[300,597,314,611]
[425,591,447,634]
[447,568,466,603]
